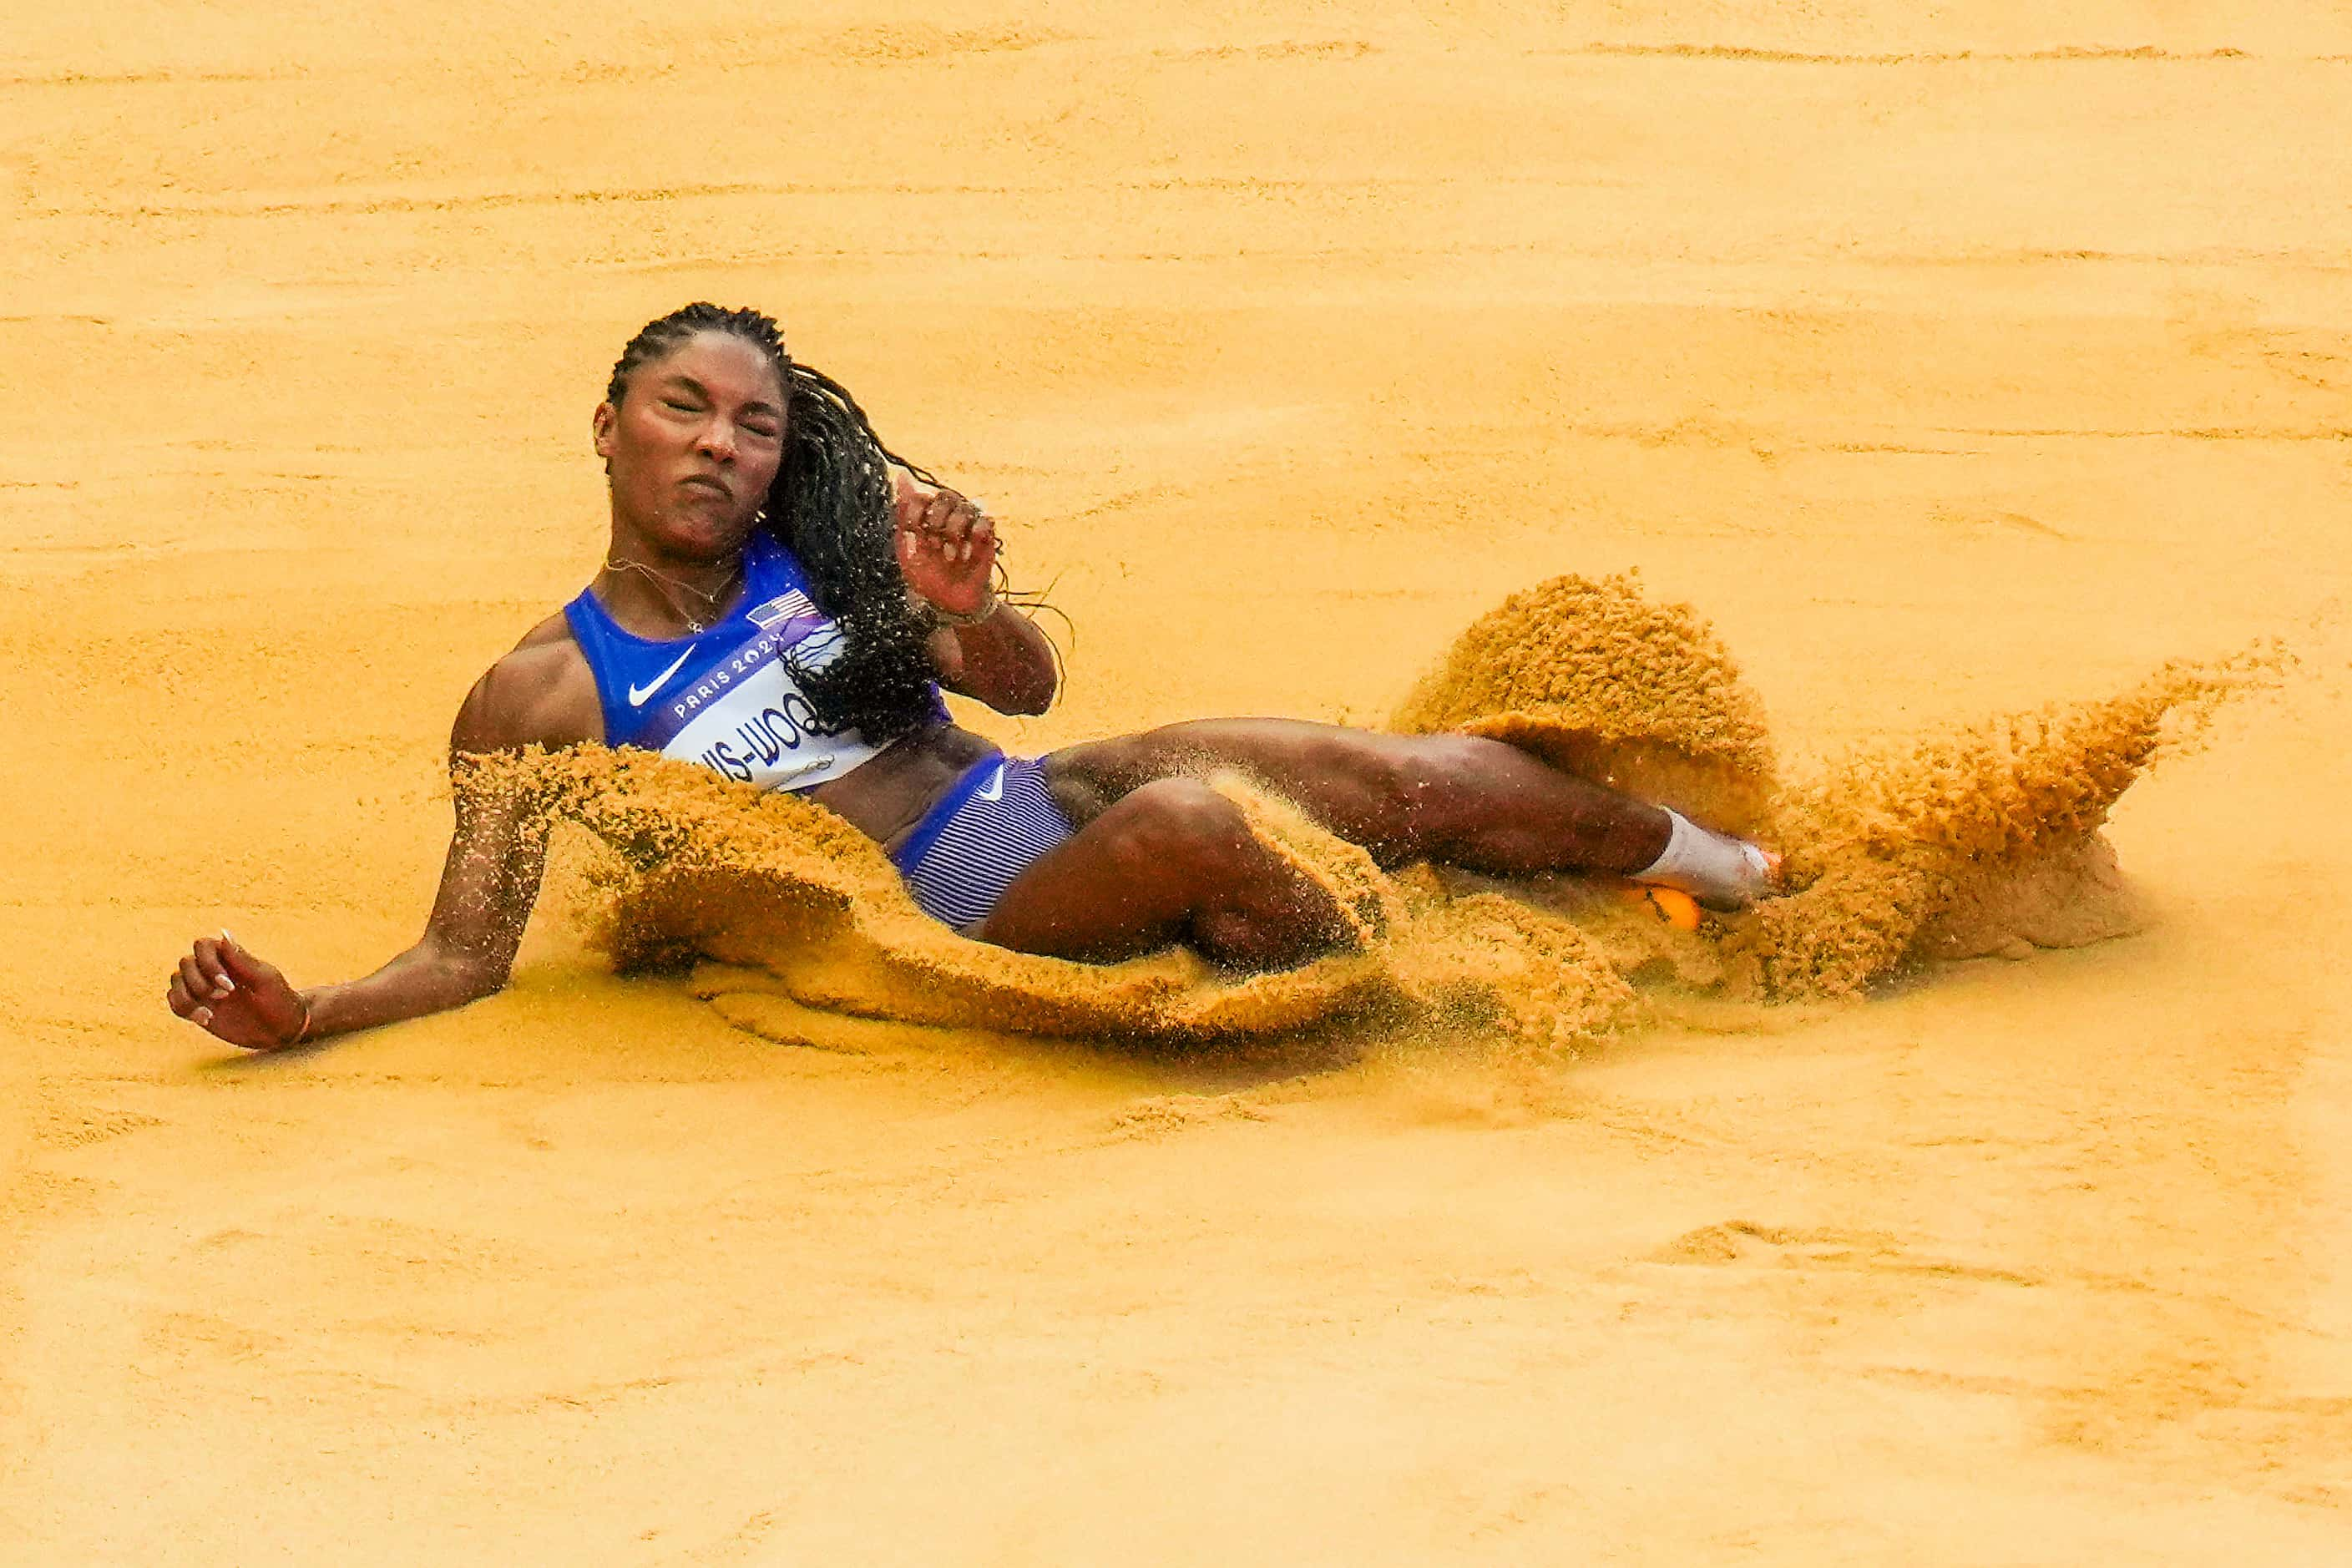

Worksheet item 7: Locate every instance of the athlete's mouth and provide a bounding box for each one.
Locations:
[679,473,732,500]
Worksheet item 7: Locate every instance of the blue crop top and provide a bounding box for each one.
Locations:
[563,534,934,792]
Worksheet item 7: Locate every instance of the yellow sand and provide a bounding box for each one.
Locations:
[8,3,2352,1561]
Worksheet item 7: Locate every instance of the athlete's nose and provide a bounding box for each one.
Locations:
[695,418,738,464]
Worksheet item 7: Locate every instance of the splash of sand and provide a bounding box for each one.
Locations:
[1392,570,1779,835]
[482,576,2283,1053]
[1724,648,2284,999]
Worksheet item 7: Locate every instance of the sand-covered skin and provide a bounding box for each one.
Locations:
[8,3,2352,1562]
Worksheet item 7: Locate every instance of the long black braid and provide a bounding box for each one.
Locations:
[605,303,944,744]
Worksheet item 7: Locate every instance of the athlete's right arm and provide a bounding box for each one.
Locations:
[165,645,582,1051]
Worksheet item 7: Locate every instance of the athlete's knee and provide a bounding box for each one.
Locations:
[1104,777,1254,878]
[1113,778,1343,970]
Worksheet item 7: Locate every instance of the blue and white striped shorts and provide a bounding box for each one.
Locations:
[889,754,1077,933]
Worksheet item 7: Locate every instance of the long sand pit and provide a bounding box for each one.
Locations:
[7,3,2352,1560]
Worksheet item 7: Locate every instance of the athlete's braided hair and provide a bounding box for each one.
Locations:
[605,302,943,743]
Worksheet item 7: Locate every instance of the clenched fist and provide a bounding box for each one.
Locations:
[166,932,309,1050]
[893,471,998,620]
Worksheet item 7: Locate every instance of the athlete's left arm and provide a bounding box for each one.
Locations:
[925,609,1058,717]
[892,471,1058,716]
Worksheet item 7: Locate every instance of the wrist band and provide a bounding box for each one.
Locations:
[921,589,999,629]
[290,991,317,1045]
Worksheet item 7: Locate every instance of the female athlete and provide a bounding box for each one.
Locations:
[167,303,1776,1050]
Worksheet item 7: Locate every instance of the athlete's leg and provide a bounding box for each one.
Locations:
[978,776,1353,969]
[1042,719,1673,878]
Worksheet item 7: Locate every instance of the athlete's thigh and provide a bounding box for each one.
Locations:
[1054,719,1486,865]
[1044,718,1439,845]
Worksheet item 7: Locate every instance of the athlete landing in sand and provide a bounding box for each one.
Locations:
[168,303,1778,1050]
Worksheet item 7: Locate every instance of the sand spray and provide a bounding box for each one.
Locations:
[463,576,2287,1057]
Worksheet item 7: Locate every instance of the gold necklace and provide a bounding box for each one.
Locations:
[604,555,744,634]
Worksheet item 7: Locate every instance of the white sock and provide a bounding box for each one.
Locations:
[1636,809,1775,908]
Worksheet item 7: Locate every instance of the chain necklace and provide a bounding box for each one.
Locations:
[604,554,745,635]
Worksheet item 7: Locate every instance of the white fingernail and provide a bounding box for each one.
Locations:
[220,928,235,943]
[215,979,235,996]
[192,1008,212,1027]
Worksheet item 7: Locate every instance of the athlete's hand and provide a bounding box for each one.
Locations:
[166,932,308,1050]
[893,471,998,619]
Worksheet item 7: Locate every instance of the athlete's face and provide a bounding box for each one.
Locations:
[594,331,787,561]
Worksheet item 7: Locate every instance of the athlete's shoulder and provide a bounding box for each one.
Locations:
[509,609,580,654]
[452,613,601,755]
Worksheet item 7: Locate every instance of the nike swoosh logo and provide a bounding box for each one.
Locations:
[975,761,1006,803]
[628,645,697,706]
